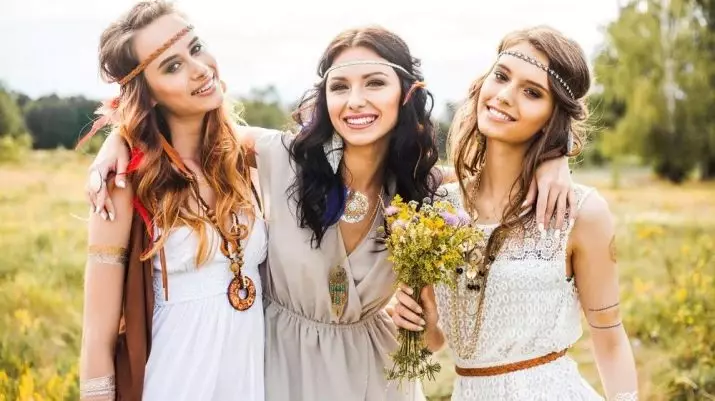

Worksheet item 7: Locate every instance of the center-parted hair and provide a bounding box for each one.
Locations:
[99,0,254,264]
[288,26,442,248]
[449,25,592,260]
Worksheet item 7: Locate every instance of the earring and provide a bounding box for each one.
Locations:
[323,131,344,175]
[566,131,574,154]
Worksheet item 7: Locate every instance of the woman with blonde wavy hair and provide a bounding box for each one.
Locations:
[391,26,639,400]
[79,2,266,400]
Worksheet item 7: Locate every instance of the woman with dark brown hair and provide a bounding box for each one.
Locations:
[391,26,639,400]
[79,2,266,400]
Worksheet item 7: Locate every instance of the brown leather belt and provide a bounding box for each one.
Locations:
[455,348,568,377]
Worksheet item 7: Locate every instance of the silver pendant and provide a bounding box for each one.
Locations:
[341,190,369,223]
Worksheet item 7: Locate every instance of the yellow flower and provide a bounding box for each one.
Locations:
[18,369,35,401]
[14,309,33,333]
[675,288,688,302]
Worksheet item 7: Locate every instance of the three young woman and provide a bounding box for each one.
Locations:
[80,2,586,400]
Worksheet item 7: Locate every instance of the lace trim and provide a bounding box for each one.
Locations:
[612,391,638,401]
[436,183,594,362]
[80,375,115,399]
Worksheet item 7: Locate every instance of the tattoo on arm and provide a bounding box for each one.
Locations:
[88,245,128,266]
[587,302,622,329]
[609,235,617,263]
[588,302,619,312]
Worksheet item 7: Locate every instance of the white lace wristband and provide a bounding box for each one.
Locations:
[612,391,638,401]
[80,375,116,400]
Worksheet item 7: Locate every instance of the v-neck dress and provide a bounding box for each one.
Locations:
[254,129,425,401]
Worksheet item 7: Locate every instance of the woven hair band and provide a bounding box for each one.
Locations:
[118,24,194,86]
[75,25,195,150]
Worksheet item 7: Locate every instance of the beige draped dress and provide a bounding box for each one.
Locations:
[254,129,424,401]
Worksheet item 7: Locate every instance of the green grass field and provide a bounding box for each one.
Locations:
[0,150,713,400]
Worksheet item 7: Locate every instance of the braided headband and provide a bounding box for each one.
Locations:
[320,59,425,106]
[498,50,575,99]
[119,24,194,86]
[75,25,194,150]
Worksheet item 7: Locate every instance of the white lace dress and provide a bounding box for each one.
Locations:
[142,215,268,401]
[434,183,604,401]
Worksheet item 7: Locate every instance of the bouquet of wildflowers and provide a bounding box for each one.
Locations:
[379,195,483,383]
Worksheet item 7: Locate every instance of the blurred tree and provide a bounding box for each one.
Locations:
[24,95,99,149]
[236,85,291,130]
[594,0,714,182]
[0,85,27,139]
[436,101,458,161]
[693,0,715,178]
[0,84,32,161]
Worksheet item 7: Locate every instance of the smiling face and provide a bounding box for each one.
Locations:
[476,41,555,147]
[325,46,402,151]
[133,14,223,117]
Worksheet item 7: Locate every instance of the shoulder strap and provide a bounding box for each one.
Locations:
[251,182,263,214]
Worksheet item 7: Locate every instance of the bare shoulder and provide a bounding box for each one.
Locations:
[108,183,135,223]
[89,183,134,245]
[233,124,274,137]
[233,124,286,141]
[571,188,614,244]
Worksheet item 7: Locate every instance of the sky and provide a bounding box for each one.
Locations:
[0,0,621,116]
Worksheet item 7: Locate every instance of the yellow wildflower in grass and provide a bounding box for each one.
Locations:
[14,309,33,333]
[17,369,35,401]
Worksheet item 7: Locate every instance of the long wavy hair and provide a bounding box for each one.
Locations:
[289,26,442,248]
[99,1,254,264]
[449,25,592,258]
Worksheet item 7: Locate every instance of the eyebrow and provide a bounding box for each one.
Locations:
[157,36,200,69]
[328,71,389,81]
[496,63,550,93]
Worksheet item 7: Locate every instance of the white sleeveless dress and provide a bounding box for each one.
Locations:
[142,214,268,401]
[435,182,604,401]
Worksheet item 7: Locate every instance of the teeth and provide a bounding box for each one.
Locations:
[193,78,215,95]
[489,107,512,121]
[346,116,376,125]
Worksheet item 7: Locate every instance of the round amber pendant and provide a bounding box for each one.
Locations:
[227,275,256,311]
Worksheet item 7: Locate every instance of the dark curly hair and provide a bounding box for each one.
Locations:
[287,26,442,248]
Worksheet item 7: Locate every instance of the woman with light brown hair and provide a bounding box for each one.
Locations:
[79,2,266,400]
[391,26,639,400]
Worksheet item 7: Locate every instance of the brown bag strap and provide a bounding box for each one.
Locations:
[159,247,169,301]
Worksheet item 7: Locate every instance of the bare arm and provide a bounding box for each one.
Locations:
[79,182,134,400]
[570,192,638,400]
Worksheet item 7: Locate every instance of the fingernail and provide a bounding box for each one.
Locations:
[404,287,414,295]
[100,211,108,221]
[109,212,115,221]
[521,200,530,207]
[553,230,561,240]
[416,307,423,314]
[416,326,424,331]
[94,205,100,214]
[117,180,126,188]
[569,218,575,227]
[420,319,426,326]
